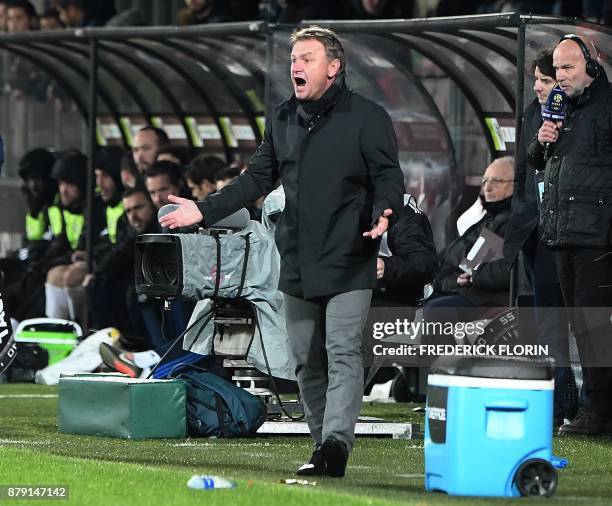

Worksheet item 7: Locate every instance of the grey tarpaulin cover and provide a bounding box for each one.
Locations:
[261,186,286,231]
[181,219,296,380]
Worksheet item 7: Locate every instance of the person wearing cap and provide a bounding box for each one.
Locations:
[89,146,126,248]
[79,147,140,331]
[0,148,57,301]
[42,150,90,263]
[17,148,58,246]
[1,150,90,324]
[44,150,106,324]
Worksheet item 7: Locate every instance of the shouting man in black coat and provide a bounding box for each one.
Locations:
[160,26,404,476]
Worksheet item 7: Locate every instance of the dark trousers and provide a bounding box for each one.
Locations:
[523,232,569,362]
[523,231,578,418]
[555,247,612,416]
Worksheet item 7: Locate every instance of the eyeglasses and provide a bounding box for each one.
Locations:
[481,177,514,188]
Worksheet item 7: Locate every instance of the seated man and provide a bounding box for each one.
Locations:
[45,148,123,324]
[425,156,514,319]
[1,148,58,323]
[43,151,99,322]
[372,195,438,308]
[88,186,160,345]
[367,195,438,395]
[1,148,57,284]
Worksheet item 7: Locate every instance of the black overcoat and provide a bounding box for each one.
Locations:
[504,98,542,264]
[527,71,612,248]
[197,83,405,299]
[434,208,512,307]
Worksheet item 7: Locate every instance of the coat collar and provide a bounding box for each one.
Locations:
[287,74,351,124]
[573,69,608,107]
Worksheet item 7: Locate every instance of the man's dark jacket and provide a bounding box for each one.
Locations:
[528,71,612,248]
[434,201,512,306]
[504,98,543,263]
[373,199,438,306]
[197,79,405,299]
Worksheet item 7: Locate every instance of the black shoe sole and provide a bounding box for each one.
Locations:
[558,426,610,437]
[321,440,348,478]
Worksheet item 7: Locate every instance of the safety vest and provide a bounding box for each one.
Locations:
[105,201,124,244]
[47,206,85,250]
[25,211,46,241]
[25,194,60,241]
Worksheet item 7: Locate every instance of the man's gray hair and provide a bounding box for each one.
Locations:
[492,156,515,174]
[291,25,346,74]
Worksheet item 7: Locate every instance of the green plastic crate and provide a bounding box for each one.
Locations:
[14,318,81,365]
[58,374,186,439]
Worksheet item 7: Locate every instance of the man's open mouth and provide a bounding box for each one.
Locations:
[294,77,306,89]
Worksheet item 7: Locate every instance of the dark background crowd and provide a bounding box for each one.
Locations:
[0,0,611,31]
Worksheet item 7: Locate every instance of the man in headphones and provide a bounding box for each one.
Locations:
[529,35,612,436]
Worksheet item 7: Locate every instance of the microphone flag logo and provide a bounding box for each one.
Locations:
[541,85,567,121]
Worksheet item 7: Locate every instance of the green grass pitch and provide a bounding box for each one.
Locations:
[1,383,611,505]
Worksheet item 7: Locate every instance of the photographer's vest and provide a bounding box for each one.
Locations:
[105,201,124,244]
[47,206,85,250]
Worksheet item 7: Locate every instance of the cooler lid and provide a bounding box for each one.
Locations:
[429,356,554,380]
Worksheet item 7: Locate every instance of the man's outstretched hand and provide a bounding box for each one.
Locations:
[363,209,393,239]
[158,194,203,229]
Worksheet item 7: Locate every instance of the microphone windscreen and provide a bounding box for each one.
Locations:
[157,204,179,223]
[541,85,567,121]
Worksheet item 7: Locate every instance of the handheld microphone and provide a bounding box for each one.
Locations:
[541,85,567,161]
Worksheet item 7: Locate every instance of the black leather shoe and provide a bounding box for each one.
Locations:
[321,437,349,478]
[296,448,325,476]
[553,416,565,432]
[558,410,611,436]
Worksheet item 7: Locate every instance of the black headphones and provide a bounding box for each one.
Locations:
[559,34,602,78]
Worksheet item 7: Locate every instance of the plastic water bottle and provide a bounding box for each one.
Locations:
[187,475,237,490]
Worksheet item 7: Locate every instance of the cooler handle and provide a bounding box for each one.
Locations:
[485,400,528,411]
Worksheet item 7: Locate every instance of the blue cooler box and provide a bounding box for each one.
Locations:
[424,358,557,497]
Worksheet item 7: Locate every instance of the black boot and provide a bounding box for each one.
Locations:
[321,437,349,478]
[296,447,325,476]
[558,410,611,436]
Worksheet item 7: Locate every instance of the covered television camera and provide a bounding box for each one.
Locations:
[134,206,295,381]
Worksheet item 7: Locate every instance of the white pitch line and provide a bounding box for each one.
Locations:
[0,439,51,445]
[0,394,58,399]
